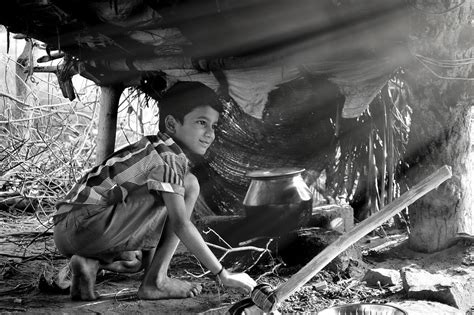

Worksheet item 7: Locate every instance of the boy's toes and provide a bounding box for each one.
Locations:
[189,284,202,297]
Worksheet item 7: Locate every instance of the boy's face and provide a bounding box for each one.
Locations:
[171,105,220,156]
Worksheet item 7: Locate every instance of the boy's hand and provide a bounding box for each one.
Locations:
[218,269,257,294]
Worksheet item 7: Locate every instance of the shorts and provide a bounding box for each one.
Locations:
[53,190,168,260]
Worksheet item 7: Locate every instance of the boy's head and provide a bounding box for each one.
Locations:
[158,81,223,132]
[159,81,223,155]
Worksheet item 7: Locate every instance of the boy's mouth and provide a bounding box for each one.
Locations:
[199,140,211,147]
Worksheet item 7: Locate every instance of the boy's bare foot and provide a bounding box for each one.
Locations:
[70,255,100,301]
[137,277,202,300]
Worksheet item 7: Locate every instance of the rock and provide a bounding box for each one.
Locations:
[401,266,472,312]
[362,268,401,287]
[309,204,354,233]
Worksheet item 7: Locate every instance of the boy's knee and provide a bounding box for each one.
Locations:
[184,173,200,202]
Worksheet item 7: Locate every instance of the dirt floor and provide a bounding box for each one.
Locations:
[0,213,472,314]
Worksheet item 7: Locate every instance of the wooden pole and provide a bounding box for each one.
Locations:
[271,165,452,310]
[96,84,123,164]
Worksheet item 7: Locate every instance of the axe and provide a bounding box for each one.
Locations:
[228,165,452,314]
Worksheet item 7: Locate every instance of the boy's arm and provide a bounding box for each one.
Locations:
[161,192,256,291]
[161,191,222,274]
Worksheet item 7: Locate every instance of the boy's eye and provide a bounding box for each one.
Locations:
[197,120,206,126]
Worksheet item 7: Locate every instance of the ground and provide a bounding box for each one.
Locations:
[0,213,472,314]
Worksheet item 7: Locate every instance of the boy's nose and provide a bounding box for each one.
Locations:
[206,126,215,136]
[204,128,215,140]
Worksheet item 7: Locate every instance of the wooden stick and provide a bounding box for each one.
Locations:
[273,165,452,308]
[96,85,123,163]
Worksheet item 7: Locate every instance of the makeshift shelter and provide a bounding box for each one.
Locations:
[0,0,472,252]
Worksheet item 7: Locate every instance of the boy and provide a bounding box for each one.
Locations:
[53,81,257,301]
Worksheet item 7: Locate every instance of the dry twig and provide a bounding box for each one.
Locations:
[185,228,274,278]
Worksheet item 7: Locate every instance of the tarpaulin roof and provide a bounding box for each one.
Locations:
[0,0,411,118]
[0,0,414,215]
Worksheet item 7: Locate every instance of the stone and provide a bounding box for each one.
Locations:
[401,266,472,312]
[309,204,354,233]
[362,268,401,287]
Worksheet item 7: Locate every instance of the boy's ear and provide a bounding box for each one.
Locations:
[164,115,177,133]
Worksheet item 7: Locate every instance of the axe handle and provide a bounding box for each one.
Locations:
[274,165,452,305]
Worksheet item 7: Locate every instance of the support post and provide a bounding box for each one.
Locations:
[96,84,123,164]
[406,0,473,252]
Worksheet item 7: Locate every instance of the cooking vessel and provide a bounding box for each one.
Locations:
[243,167,313,236]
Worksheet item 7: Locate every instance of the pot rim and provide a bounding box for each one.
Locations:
[245,167,305,179]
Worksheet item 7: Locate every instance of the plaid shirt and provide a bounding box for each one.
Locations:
[54,132,189,217]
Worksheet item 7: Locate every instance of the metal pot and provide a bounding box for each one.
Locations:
[243,167,313,236]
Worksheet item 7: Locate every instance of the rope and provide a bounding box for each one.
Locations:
[251,283,278,313]
[414,54,474,81]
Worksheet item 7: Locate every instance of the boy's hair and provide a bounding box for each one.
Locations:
[158,81,223,132]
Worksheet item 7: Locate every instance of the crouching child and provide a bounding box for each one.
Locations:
[53,81,257,300]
